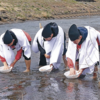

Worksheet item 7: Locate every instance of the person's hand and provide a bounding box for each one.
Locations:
[10,59,17,68]
[69,68,76,75]
[44,54,50,58]
[10,62,15,68]
[50,64,53,67]
[3,65,9,70]
[78,69,84,77]
[50,64,53,70]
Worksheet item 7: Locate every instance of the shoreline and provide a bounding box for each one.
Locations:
[0,0,100,25]
[0,12,100,25]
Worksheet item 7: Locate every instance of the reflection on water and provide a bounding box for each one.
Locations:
[0,16,100,100]
[0,71,100,100]
[64,78,99,100]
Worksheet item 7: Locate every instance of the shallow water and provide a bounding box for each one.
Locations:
[0,16,100,100]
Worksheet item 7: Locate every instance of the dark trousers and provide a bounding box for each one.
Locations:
[39,53,47,66]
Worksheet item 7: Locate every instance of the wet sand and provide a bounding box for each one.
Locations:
[0,16,100,100]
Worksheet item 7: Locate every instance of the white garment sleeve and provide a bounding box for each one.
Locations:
[32,29,43,53]
[11,29,31,58]
[66,39,77,67]
[81,40,94,68]
[89,27,100,42]
[80,39,99,69]
[50,35,63,65]
[0,44,5,58]
[96,30,100,42]
[17,34,31,58]
[20,37,31,58]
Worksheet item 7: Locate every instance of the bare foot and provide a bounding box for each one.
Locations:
[23,69,30,72]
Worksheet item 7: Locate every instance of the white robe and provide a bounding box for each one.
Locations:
[32,26,64,69]
[0,34,15,66]
[66,26,100,74]
[0,29,31,66]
